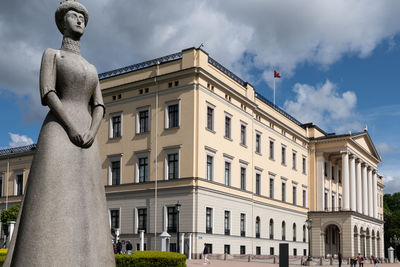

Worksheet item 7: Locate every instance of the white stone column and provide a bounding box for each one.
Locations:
[373,171,378,218]
[349,155,356,211]
[356,159,362,213]
[362,164,368,215]
[188,233,192,260]
[180,233,185,254]
[316,153,325,211]
[139,230,145,251]
[368,168,373,217]
[342,152,350,210]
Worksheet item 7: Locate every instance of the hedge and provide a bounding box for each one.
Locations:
[0,250,186,267]
[115,251,186,267]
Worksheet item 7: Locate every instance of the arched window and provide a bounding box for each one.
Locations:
[269,219,274,239]
[303,225,306,242]
[255,216,260,238]
[282,221,286,241]
[293,223,297,241]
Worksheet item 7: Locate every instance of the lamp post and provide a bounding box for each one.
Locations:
[306,218,312,262]
[360,229,366,257]
[176,201,181,253]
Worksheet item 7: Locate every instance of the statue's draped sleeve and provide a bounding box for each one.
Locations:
[39,48,57,106]
[90,77,106,117]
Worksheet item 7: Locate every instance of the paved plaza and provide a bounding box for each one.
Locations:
[187,260,400,267]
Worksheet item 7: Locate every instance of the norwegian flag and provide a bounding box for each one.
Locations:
[274,70,281,78]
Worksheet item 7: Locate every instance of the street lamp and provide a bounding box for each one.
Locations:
[306,218,312,262]
[360,230,366,257]
[175,201,181,253]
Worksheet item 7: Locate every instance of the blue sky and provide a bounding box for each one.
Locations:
[1,0,400,193]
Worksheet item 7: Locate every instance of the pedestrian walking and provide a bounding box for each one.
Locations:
[126,241,133,255]
[357,253,364,267]
[203,243,210,265]
[116,240,123,254]
[338,251,342,267]
[372,255,379,267]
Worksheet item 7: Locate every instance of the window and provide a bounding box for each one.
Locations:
[324,192,328,210]
[224,211,230,235]
[224,115,231,139]
[281,146,286,165]
[166,151,179,180]
[240,213,246,237]
[111,160,121,185]
[224,161,231,186]
[269,175,274,199]
[324,162,327,177]
[136,107,149,133]
[166,102,179,128]
[270,247,274,255]
[255,216,260,238]
[304,249,307,256]
[0,175,2,197]
[303,225,306,242]
[240,167,246,190]
[302,189,307,208]
[255,133,261,153]
[110,114,121,138]
[293,248,297,256]
[282,221,286,240]
[137,155,149,183]
[269,219,274,239]
[269,140,274,160]
[167,207,177,233]
[292,151,297,170]
[293,223,297,241]
[15,173,23,196]
[332,195,335,211]
[206,105,214,131]
[331,166,335,180]
[224,245,230,254]
[206,155,214,181]
[302,156,306,174]
[338,169,342,183]
[206,207,213,234]
[338,196,342,210]
[256,246,261,255]
[240,123,247,146]
[138,208,147,232]
[292,185,297,205]
[255,173,261,195]
[240,245,246,255]
[110,209,120,229]
[282,181,286,202]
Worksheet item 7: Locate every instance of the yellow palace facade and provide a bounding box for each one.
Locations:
[0,48,384,259]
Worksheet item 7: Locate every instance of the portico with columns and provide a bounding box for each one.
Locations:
[308,130,384,259]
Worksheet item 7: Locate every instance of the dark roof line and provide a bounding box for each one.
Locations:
[0,144,37,156]
[310,130,366,141]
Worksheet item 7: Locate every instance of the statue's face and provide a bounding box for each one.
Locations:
[64,10,85,38]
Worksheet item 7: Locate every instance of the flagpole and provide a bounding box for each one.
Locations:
[273,76,276,106]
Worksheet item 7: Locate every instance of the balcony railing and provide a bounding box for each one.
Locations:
[241,231,246,237]
[256,233,260,238]
[206,227,213,234]
[225,229,230,235]
[168,226,177,233]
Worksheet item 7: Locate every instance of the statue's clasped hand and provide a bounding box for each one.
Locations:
[67,127,94,148]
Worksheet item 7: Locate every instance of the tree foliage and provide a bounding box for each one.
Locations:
[384,193,400,258]
[0,205,20,235]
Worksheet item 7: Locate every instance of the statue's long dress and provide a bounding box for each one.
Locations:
[4,49,115,267]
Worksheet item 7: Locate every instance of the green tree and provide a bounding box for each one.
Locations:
[0,205,20,235]
[384,193,400,259]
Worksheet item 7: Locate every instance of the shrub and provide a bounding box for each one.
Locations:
[115,251,186,267]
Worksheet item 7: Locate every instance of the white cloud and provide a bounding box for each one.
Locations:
[377,143,400,155]
[2,0,400,122]
[8,133,34,148]
[283,80,360,133]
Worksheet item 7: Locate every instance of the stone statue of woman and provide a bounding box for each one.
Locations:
[4,1,115,266]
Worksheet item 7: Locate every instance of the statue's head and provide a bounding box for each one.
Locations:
[55,0,88,37]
